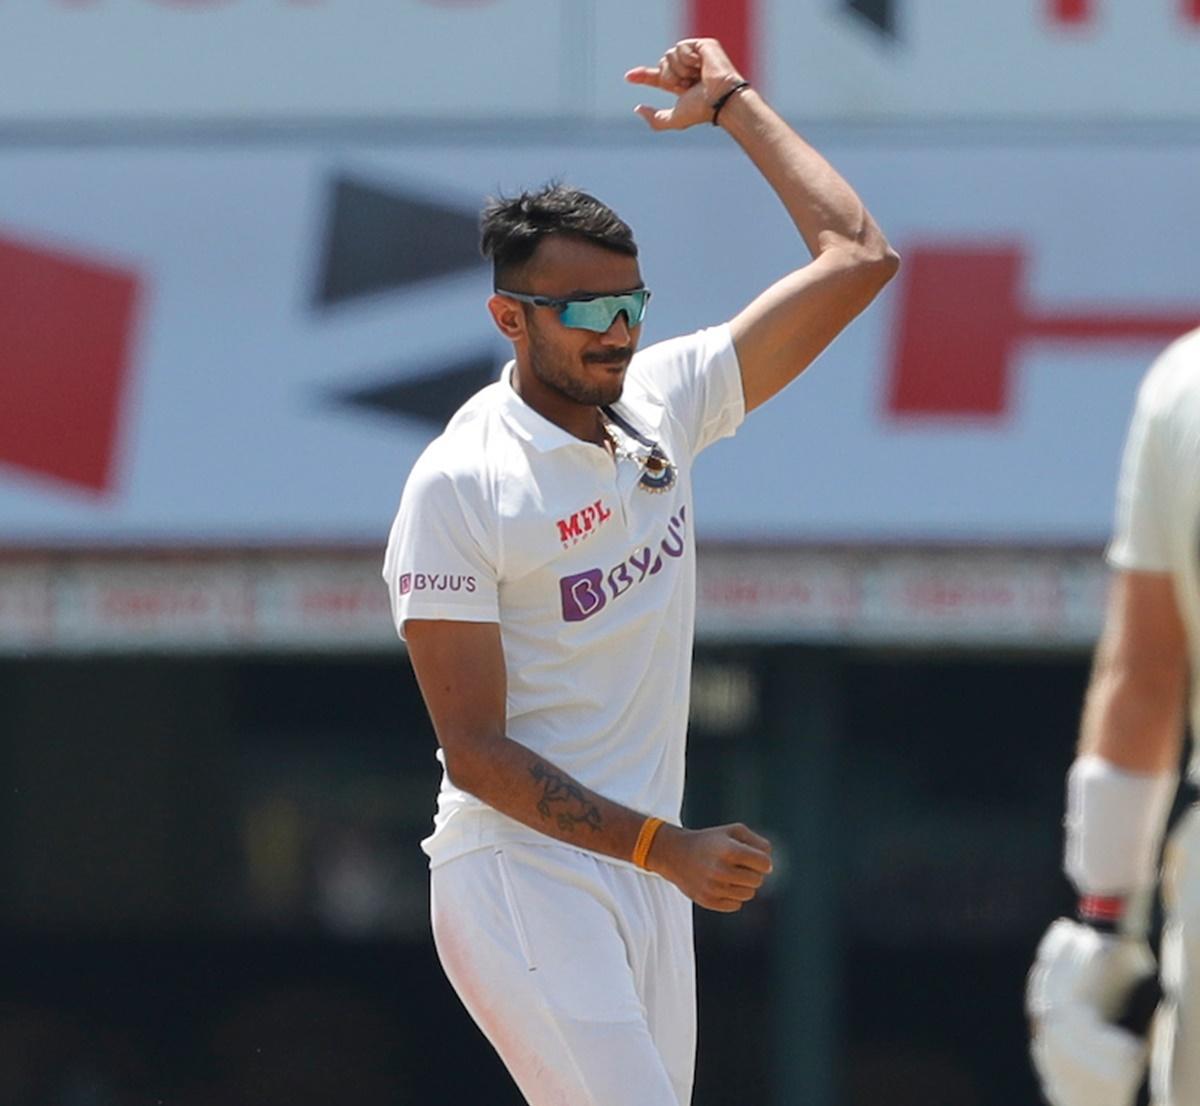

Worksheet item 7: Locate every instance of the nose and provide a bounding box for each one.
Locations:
[599,312,632,345]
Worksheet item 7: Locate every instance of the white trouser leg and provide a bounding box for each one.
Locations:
[1154,805,1200,1106]
[430,843,695,1106]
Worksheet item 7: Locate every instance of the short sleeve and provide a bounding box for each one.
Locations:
[1107,373,1171,572]
[382,460,500,639]
[628,324,745,457]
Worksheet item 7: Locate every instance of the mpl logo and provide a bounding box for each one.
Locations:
[556,498,612,547]
[398,572,477,596]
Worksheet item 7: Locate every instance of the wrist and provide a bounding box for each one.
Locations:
[710,79,751,127]
[642,821,684,878]
[707,72,747,101]
[1077,893,1128,933]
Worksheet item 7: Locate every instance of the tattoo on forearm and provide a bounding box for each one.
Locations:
[529,762,603,833]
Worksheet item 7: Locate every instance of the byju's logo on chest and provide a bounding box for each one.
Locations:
[559,505,688,623]
[556,498,612,547]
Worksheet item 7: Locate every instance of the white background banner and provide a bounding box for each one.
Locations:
[1,136,1198,548]
[2,1,1199,124]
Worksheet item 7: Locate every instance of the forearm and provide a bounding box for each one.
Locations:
[448,734,660,865]
[1065,701,1180,908]
[716,88,893,262]
[1078,655,1186,774]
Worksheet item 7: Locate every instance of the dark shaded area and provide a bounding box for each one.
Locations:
[0,646,1090,1104]
[0,933,509,1105]
[845,0,898,39]
[335,351,500,429]
[314,175,483,307]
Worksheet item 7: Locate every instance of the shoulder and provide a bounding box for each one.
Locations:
[626,325,736,394]
[1140,327,1200,405]
[1132,327,1200,439]
[1147,320,1200,376]
[404,381,512,502]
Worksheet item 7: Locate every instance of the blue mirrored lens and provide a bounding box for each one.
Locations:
[558,291,650,332]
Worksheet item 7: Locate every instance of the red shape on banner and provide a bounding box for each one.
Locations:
[1051,1,1200,23]
[888,244,1200,420]
[687,0,756,83]
[889,247,1023,418]
[0,234,141,495]
[1051,0,1092,24]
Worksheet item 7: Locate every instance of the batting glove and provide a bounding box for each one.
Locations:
[1026,918,1158,1106]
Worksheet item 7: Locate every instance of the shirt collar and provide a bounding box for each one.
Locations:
[495,362,586,452]
[495,360,667,453]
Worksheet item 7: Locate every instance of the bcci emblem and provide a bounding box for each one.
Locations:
[638,445,676,494]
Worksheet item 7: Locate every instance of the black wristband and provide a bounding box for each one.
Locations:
[711,80,750,126]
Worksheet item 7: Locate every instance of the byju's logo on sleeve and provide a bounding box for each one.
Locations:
[398,572,476,596]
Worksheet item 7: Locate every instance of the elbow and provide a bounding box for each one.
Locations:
[823,234,900,297]
[858,238,901,291]
[879,242,902,281]
[441,728,507,800]
[442,740,487,797]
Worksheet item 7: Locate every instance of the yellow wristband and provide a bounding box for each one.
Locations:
[633,816,665,870]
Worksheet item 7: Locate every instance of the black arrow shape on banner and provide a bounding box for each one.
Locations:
[844,0,897,39]
[314,175,484,307]
[334,352,501,429]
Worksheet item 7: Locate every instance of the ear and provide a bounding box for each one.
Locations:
[487,294,526,342]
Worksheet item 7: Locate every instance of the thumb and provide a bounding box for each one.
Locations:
[634,104,675,131]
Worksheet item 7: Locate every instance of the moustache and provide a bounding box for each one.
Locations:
[584,350,633,366]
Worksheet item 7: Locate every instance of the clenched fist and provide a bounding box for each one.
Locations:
[625,39,748,131]
[646,821,774,912]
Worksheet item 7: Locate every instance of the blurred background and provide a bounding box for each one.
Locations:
[1,2,1198,1103]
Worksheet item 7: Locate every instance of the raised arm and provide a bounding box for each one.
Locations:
[627,38,899,413]
[404,618,772,913]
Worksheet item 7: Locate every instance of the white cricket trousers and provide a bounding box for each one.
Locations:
[1156,803,1200,1106]
[430,842,696,1106]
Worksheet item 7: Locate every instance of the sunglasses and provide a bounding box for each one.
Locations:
[496,287,651,333]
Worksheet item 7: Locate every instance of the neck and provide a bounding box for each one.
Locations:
[511,358,608,445]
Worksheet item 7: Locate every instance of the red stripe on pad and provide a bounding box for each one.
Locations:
[1078,894,1126,922]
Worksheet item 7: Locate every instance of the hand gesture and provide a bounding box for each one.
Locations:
[625,38,746,132]
[647,822,773,912]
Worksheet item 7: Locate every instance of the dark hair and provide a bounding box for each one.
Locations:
[480,183,638,287]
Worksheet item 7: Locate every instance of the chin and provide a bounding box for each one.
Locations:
[574,363,626,407]
[596,378,625,406]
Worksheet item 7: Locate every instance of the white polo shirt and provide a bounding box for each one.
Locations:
[383,324,744,867]
[1107,326,1200,772]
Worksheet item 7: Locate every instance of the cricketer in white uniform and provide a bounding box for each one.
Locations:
[1028,326,1200,1106]
[384,38,898,1105]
